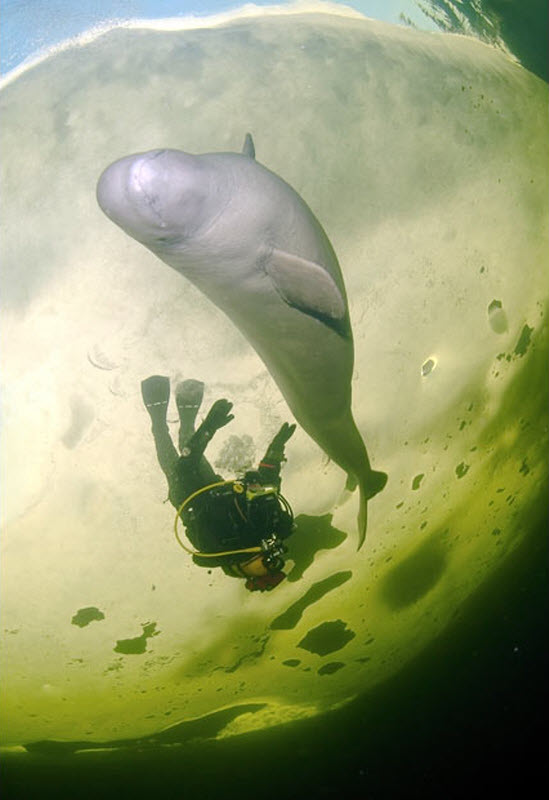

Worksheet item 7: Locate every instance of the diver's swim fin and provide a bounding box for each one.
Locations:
[141,375,170,410]
[175,379,204,416]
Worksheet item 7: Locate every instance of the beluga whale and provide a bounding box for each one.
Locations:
[97,134,387,547]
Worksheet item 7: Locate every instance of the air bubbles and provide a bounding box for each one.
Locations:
[421,356,437,377]
[488,299,508,334]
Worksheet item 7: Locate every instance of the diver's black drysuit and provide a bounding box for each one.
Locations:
[142,376,294,573]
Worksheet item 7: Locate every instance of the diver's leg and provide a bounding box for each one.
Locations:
[175,379,220,485]
[175,379,205,451]
[171,432,220,502]
[141,376,179,478]
[170,451,208,505]
[196,456,221,487]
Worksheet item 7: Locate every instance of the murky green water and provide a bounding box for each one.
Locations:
[1,2,547,796]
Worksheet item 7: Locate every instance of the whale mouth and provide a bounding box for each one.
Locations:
[130,154,170,228]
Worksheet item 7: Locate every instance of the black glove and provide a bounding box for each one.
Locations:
[202,399,234,432]
[272,422,296,448]
[265,422,296,461]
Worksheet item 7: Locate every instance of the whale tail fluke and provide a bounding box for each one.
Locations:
[357,469,388,550]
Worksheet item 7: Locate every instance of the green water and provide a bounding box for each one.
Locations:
[3,517,547,796]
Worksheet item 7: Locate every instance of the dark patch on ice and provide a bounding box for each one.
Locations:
[114,622,159,655]
[298,620,355,656]
[381,535,447,609]
[411,474,424,490]
[219,633,270,674]
[23,702,267,754]
[285,514,347,582]
[421,358,436,376]
[71,607,105,628]
[282,659,301,667]
[455,462,470,479]
[104,660,124,674]
[514,324,533,357]
[270,571,352,630]
[61,396,94,449]
[519,459,530,476]
[179,618,269,679]
[318,662,345,676]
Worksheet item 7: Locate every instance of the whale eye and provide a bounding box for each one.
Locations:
[155,234,182,246]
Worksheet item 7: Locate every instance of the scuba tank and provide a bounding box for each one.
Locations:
[174,474,294,566]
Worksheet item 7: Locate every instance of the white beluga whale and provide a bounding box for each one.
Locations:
[97,134,387,547]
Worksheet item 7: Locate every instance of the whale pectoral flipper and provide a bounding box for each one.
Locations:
[242,133,255,159]
[266,248,346,323]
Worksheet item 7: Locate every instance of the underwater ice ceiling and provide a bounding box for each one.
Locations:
[1,5,547,747]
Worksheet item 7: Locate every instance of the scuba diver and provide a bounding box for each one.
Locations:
[141,375,296,592]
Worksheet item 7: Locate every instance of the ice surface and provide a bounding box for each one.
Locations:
[0,6,547,747]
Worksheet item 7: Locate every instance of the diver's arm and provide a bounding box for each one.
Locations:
[258,422,296,484]
[186,399,234,459]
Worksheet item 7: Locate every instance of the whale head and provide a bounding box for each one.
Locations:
[97,149,211,247]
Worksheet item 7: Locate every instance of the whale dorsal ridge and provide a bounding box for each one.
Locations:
[242,133,255,159]
[266,248,346,325]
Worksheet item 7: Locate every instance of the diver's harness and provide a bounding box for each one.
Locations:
[173,479,293,570]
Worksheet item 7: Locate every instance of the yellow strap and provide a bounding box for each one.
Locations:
[173,480,262,559]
